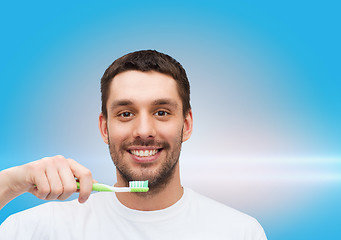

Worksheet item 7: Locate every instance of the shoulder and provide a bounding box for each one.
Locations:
[187,188,253,219]
[185,188,266,239]
[0,193,112,239]
[1,192,111,228]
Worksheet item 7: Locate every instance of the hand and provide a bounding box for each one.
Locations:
[0,155,94,209]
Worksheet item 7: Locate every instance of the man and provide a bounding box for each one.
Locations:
[0,50,267,239]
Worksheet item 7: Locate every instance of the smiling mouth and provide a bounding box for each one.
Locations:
[129,149,161,157]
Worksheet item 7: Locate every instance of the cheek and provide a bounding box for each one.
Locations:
[108,123,131,142]
[157,122,183,141]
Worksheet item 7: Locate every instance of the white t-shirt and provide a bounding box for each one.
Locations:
[0,188,267,240]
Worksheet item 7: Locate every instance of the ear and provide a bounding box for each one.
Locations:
[182,109,193,142]
[99,113,109,145]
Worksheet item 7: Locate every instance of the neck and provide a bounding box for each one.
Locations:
[114,164,183,211]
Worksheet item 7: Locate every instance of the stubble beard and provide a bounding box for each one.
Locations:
[108,129,183,194]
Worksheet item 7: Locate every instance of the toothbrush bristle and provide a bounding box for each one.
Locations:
[129,180,149,192]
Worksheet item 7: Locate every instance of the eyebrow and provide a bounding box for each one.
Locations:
[152,98,179,109]
[110,98,179,110]
[110,100,134,110]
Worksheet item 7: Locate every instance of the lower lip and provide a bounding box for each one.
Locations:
[129,150,162,163]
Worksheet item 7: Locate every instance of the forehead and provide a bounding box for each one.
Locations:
[108,70,181,104]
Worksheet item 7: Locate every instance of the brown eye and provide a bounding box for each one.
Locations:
[155,111,168,117]
[120,112,133,118]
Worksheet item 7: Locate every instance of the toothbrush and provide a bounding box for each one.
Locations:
[76,180,149,192]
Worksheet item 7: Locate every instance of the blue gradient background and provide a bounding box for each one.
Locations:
[1,1,340,239]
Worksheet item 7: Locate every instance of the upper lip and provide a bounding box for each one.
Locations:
[126,146,162,151]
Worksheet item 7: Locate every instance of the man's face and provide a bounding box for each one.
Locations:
[99,70,192,190]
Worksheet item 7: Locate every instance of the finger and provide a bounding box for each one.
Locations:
[57,164,78,201]
[67,159,93,203]
[76,178,98,192]
[30,170,51,200]
[44,165,63,200]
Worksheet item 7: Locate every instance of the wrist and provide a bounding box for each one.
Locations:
[0,168,19,209]
[0,167,25,198]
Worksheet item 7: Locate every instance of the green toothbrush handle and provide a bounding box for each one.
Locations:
[76,182,113,192]
[91,183,113,192]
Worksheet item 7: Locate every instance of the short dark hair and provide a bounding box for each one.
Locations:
[100,50,191,118]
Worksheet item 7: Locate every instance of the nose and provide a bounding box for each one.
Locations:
[132,112,156,139]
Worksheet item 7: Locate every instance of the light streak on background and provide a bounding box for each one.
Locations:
[0,1,340,239]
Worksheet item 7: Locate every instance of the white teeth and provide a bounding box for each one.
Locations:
[130,149,159,157]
